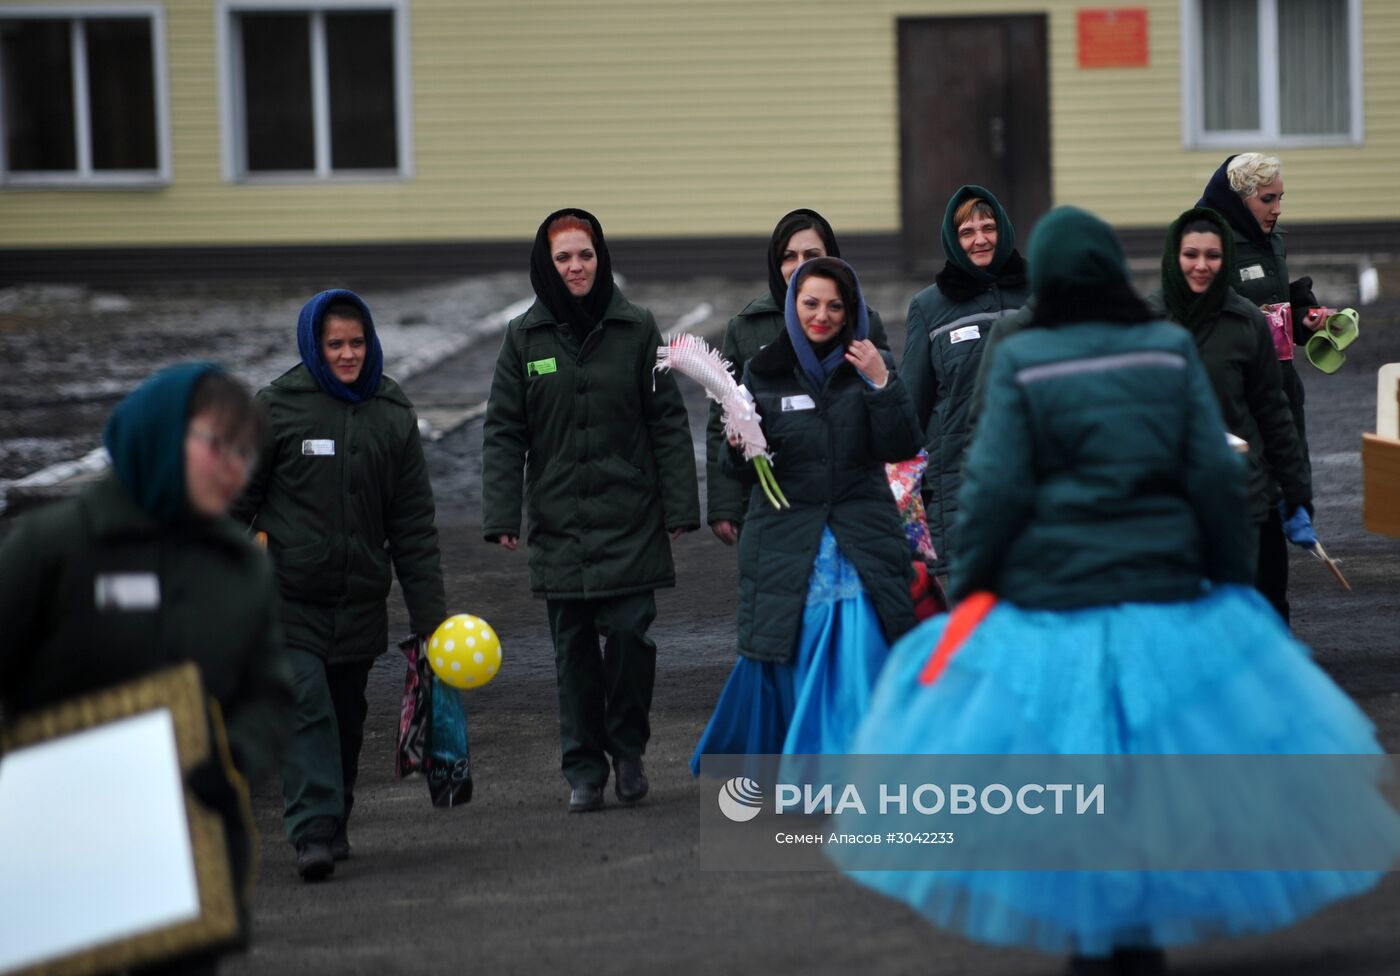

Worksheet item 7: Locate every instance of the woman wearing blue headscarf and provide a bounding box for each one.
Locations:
[232,289,446,882]
[691,257,921,769]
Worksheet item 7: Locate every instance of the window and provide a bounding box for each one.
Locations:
[220,3,411,180]
[0,7,168,185]
[1182,0,1362,147]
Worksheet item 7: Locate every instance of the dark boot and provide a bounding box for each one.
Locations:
[295,816,337,881]
[1113,948,1167,976]
[613,757,649,803]
[329,821,350,862]
[569,783,604,813]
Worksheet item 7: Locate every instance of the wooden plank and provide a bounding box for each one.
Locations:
[1362,433,1400,537]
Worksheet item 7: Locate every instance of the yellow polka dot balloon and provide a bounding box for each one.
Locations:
[427,614,502,690]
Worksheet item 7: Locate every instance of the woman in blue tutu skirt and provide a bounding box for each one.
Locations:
[691,257,922,772]
[836,208,1398,976]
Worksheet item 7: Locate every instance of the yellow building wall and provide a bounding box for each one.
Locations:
[1,0,1397,247]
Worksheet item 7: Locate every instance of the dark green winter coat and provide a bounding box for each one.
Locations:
[231,366,446,663]
[481,288,700,599]
[1225,227,1312,468]
[1147,287,1310,523]
[903,279,1027,572]
[724,334,921,663]
[952,320,1253,609]
[901,186,1028,573]
[705,294,888,526]
[0,474,293,783]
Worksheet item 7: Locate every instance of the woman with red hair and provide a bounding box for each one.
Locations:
[482,208,700,813]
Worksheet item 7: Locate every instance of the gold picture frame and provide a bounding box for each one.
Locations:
[0,662,243,976]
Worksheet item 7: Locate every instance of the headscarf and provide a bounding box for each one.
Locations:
[296,288,384,403]
[529,207,616,342]
[1196,154,1269,247]
[1027,206,1154,329]
[1161,207,1236,335]
[783,257,870,391]
[103,361,222,525]
[767,209,841,307]
[938,184,1021,286]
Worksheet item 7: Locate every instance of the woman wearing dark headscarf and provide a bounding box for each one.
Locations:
[1198,153,1325,623]
[691,257,920,770]
[1148,206,1313,615]
[833,208,1393,975]
[901,185,1028,575]
[706,209,889,545]
[232,289,447,881]
[0,362,292,973]
[482,208,700,813]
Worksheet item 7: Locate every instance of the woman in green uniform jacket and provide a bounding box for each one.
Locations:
[706,209,889,545]
[901,185,1028,575]
[232,289,447,880]
[1197,153,1326,623]
[691,257,921,770]
[1148,206,1314,619]
[482,208,700,813]
[0,362,292,973]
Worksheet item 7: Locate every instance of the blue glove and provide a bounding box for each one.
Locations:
[1281,505,1318,548]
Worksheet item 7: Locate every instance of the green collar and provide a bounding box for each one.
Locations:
[519,288,646,331]
[271,364,411,407]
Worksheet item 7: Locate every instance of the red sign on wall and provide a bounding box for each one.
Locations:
[1077,8,1149,68]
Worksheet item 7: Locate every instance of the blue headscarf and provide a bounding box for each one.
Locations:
[296,289,384,403]
[103,361,222,525]
[783,257,870,391]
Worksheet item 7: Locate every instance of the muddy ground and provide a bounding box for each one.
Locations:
[3,272,1400,975]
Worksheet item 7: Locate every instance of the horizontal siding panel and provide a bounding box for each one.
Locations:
[2,0,1399,248]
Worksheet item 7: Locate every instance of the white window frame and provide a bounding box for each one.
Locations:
[0,4,171,187]
[1180,0,1364,149]
[216,0,414,183]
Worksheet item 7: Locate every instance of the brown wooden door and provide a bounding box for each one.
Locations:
[898,15,1051,274]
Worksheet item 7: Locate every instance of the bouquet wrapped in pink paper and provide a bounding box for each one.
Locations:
[654,334,789,509]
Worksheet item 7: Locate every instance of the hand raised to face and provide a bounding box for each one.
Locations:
[845,339,887,389]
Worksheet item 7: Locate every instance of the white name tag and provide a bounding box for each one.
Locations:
[782,394,816,412]
[1240,264,1266,282]
[949,325,981,344]
[302,439,336,456]
[94,573,161,611]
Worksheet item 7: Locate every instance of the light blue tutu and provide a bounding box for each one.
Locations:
[836,584,1398,956]
[691,528,892,775]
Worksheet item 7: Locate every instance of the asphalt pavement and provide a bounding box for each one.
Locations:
[3,271,1399,975]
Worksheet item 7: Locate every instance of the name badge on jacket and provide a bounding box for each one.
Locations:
[1239,264,1266,282]
[302,439,336,456]
[949,325,981,344]
[95,573,161,611]
[782,394,816,412]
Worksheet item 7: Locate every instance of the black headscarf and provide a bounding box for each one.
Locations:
[1196,155,1269,247]
[767,209,841,307]
[1161,207,1235,335]
[529,208,616,342]
[1026,206,1154,329]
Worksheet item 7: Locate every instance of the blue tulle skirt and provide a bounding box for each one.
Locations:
[691,528,892,774]
[837,584,1397,957]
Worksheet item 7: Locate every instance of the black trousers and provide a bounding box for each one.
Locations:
[1255,508,1291,625]
[545,592,658,788]
[282,650,374,843]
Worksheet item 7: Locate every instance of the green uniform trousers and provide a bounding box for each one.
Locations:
[546,592,657,788]
[281,648,374,844]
